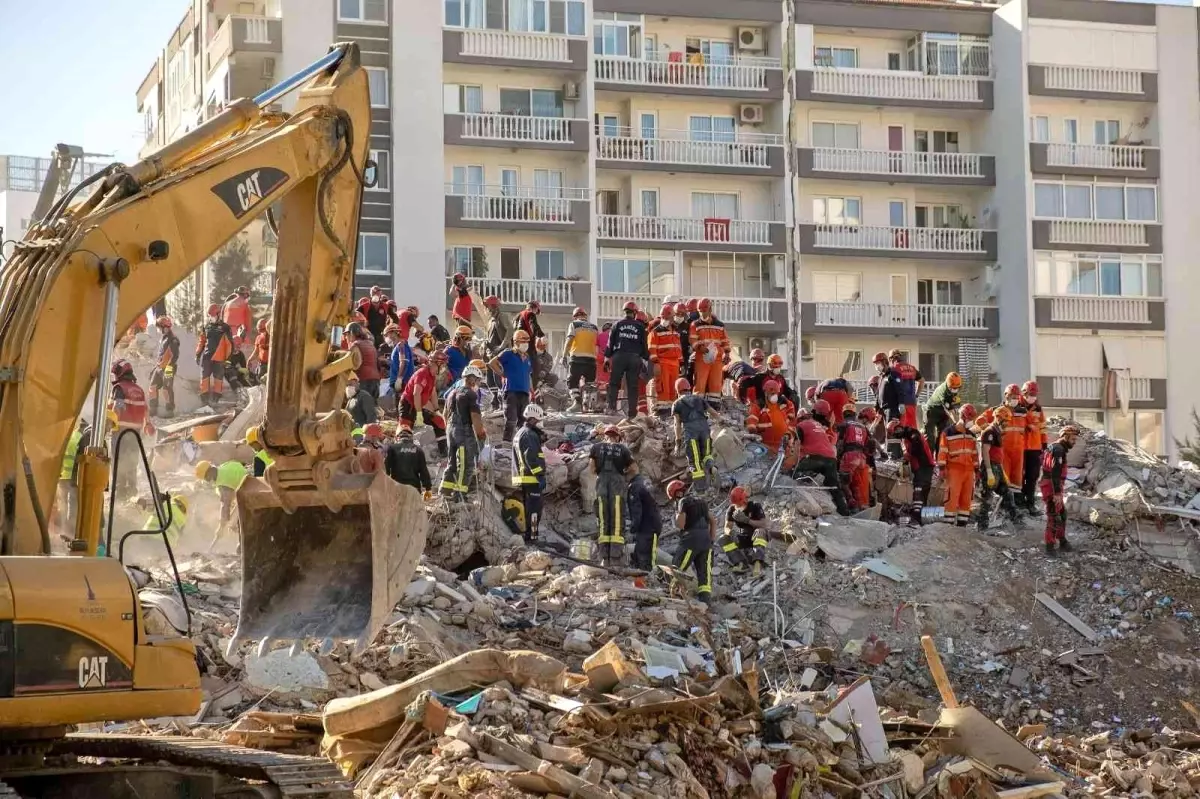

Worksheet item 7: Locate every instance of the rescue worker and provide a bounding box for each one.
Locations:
[148,315,180,418]
[1001,383,1028,497]
[446,325,474,384]
[667,479,714,603]
[195,458,248,550]
[482,295,509,410]
[109,359,148,498]
[359,287,390,346]
[54,419,89,537]
[888,420,936,524]
[605,301,648,418]
[937,403,979,527]
[221,285,253,349]
[488,329,534,442]
[718,485,768,575]
[252,318,270,381]
[385,426,433,498]
[626,460,660,571]
[1040,424,1079,556]
[562,307,599,411]
[804,386,817,408]
[671,302,692,380]
[387,323,416,397]
[428,314,451,345]
[139,493,188,547]
[590,424,633,566]
[449,272,475,327]
[196,303,234,407]
[348,322,381,397]
[881,349,923,429]
[726,355,758,404]
[749,348,766,373]
[979,406,1019,530]
[923,371,963,455]
[793,400,851,516]
[648,303,683,416]
[740,353,798,408]
[816,375,853,422]
[515,300,545,398]
[1021,381,1047,515]
[746,379,795,456]
[400,351,449,456]
[396,303,424,345]
[512,404,547,544]
[345,376,378,427]
[672,378,717,490]
[246,427,274,477]
[689,298,730,407]
[534,337,555,397]
[440,365,487,499]
[838,406,873,512]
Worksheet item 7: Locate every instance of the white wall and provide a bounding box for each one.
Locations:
[0,190,37,257]
[800,256,988,304]
[1155,3,1200,459]
[279,0,333,112]
[1029,19,1156,70]
[793,107,988,152]
[1027,97,1157,145]
[444,230,590,281]
[1035,331,1165,379]
[797,180,988,226]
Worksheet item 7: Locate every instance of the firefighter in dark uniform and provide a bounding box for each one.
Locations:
[888,420,936,524]
[604,301,649,418]
[385,427,433,498]
[626,460,661,571]
[668,479,715,603]
[512,403,547,544]
[149,315,180,417]
[590,424,633,566]
[440,366,487,499]
[718,485,768,575]
[1040,424,1080,556]
[672,377,717,490]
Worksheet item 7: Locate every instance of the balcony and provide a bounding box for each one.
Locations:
[1028,64,1158,102]
[1050,375,1152,402]
[597,293,785,328]
[796,67,992,110]
[444,112,589,152]
[594,54,785,100]
[445,185,591,232]
[207,14,281,67]
[593,0,783,22]
[597,215,786,253]
[1033,296,1164,331]
[443,29,587,71]
[596,129,785,176]
[1031,219,1162,254]
[798,147,994,186]
[804,302,998,337]
[798,224,997,261]
[1030,142,1159,179]
[445,277,586,313]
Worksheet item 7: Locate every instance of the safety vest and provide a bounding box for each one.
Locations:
[647,324,681,364]
[143,499,187,544]
[61,428,83,480]
[688,316,728,362]
[1024,403,1046,450]
[112,381,148,427]
[939,425,978,467]
[255,449,274,469]
[215,461,248,491]
[566,320,598,359]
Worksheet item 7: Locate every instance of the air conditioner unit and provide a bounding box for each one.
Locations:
[739,104,764,125]
[749,336,767,352]
[738,26,765,52]
[800,339,814,360]
[262,57,276,80]
[770,255,787,289]
[775,340,791,368]
[563,82,580,100]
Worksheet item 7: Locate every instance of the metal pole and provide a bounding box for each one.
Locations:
[254,46,346,108]
[89,280,119,449]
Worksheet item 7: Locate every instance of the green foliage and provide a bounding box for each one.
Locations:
[1174,408,1200,467]
[208,236,255,305]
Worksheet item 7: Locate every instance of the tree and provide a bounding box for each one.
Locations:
[208,236,255,305]
[1175,408,1200,467]
[166,274,203,330]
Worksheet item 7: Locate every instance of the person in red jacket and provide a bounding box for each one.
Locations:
[399,351,448,456]
[746,379,795,455]
[109,359,148,497]
[791,400,850,515]
[889,419,936,525]
[348,322,381,396]
[221,286,253,349]
[449,272,475,326]
[837,405,873,512]
[252,318,270,381]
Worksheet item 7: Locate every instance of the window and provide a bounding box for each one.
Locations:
[444,83,483,114]
[689,115,736,143]
[814,46,857,68]
[889,200,907,226]
[594,19,640,57]
[640,189,659,216]
[886,52,902,71]
[1094,119,1120,145]
[536,249,566,280]
[356,232,390,274]
[1111,411,1163,456]
[1063,118,1079,144]
[597,248,675,293]
[914,204,964,228]
[685,253,773,298]
[691,192,739,219]
[1030,116,1049,142]
[815,348,863,380]
[340,0,386,22]
[917,278,963,305]
[908,32,989,76]
[447,246,487,277]
[366,149,389,191]
[914,130,959,153]
[812,272,861,303]
[1034,252,1162,298]
[812,122,859,149]
[499,88,563,117]
[366,67,388,108]
[597,113,620,136]
[450,165,484,194]
[812,197,861,225]
[1033,181,1158,222]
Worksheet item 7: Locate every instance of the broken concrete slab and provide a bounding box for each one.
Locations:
[243,649,332,700]
[815,518,895,562]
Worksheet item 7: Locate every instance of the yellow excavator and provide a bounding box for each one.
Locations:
[0,43,425,796]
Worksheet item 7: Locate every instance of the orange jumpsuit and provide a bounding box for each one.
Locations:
[647,321,683,412]
[1002,404,1028,489]
[747,397,795,455]
[222,295,253,347]
[938,422,978,526]
[688,315,730,401]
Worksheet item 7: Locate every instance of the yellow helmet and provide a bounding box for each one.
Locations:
[946,371,963,390]
[246,427,262,447]
[171,495,188,514]
[194,460,213,480]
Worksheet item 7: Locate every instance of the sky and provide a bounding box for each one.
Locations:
[0,0,188,164]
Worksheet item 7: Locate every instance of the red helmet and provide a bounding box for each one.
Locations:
[887,420,902,437]
[697,298,713,314]
[960,403,978,422]
[859,407,878,423]
[812,399,831,417]
[686,299,699,313]
[573,307,587,318]
[749,348,765,363]
[428,351,448,365]
[660,304,673,320]
[111,359,134,380]
[207,303,221,318]
[528,300,541,312]
[363,423,384,440]
[635,310,649,323]
[764,380,782,396]
[675,377,691,393]
[622,300,638,313]
[484,295,500,308]
[804,386,817,402]
[730,486,749,507]
[795,407,811,421]
[603,424,622,439]
[672,302,688,317]
[872,351,888,365]
[766,354,783,371]
[257,319,268,332]
[452,272,467,285]
[155,315,173,329]
[869,375,881,390]
[1004,383,1021,398]
[667,479,687,499]
[1022,380,1039,397]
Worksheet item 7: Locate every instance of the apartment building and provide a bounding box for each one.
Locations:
[0,153,108,258]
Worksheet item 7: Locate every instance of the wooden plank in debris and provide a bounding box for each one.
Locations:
[995,782,1066,798]
[1035,593,1099,642]
[920,635,959,709]
[479,733,610,799]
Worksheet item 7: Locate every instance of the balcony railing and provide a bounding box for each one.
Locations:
[1044,143,1151,170]
[811,147,986,178]
[1053,375,1151,401]
[1046,296,1151,324]
[453,277,577,306]
[207,14,280,68]
[447,184,589,224]
[459,29,571,62]
[1046,220,1148,247]
[1042,65,1144,95]
[597,292,781,324]
[456,112,580,144]
[598,215,774,246]
[595,54,780,91]
[597,128,783,169]
[810,67,985,103]
[812,302,990,330]
[809,224,987,254]
[251,269,275,297]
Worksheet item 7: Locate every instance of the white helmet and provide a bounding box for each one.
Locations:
[523,403,545,421]
[462,365,484,380]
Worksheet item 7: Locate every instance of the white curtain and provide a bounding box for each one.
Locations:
[508,0,530,31]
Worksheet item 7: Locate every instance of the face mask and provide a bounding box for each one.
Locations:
[674,315,684,323]
[1007,398,1018,407]
[768,394,779,403]
[516,343,528,352]
[949,388,959,395]
[385,338,397,348]
[876,364,886,374]
[345,387,356,399]
[769,367,780,375]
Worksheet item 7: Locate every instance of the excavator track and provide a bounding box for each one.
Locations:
[52,733,352,798]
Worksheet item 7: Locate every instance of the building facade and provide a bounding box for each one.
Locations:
[0,153,108,260]
[135,0,1200,458]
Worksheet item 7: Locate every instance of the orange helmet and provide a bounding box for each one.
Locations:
[843,401,857,418]
[947,372,963,390]
[363,423,384,440]
[697,297,713,314]
[686,299,699,313]
[667,480,687,499]
[454,325,472,338]
[994,406,1013,423]
[766,354,783,371]
[730,486,749,507]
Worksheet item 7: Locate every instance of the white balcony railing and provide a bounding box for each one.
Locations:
[809,224,987,254]
[460,29,571,62]
[447,184,589,224]
[810,67,985,104]
[1046,220,1148,247]
[1044,143,1151,170]
[595,54,779,91]
[811,147,986,178]
[597,292,782,324]
[1041,65,1144,95]
[453,276,577,306]
[1053,374,1152,401]
[251,269,275,296]
[242,16,271,44]
[598,215,774,246]
[1046,296,1152,324]
[597,129,784,169]
[457,112,580,144]
[812,302,990,330]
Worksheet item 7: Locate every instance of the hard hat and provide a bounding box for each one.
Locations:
[994,406,1013,423]
[383,323,400,337]
[859,407,878,423]
[795,407,811,421]
[947,371,963,390]
[396,423,413,436]
[766,354,783,370]
[257,318,268,332]
[1022,380,1039,397]
[468,358,486,370]
[363,423,384,440]
[524,403,545,421]
[111,359,133,380]
[602,424,622,439]
[872,351,888,365]
[887,420,902,436]
[427,350,448,365]
[697,297,713,313]
[484,295,500,308]
[246,427,262,447]
[171,494,188,514]
[686,298,699,313]
[672,302,688,316]
[346,321,364,338]
[764,380,781,396]
[573,306,587,318]
[977,407,994,424]
[675,377,691,392]
[730,486,749,506]
[535,337,548,351]
[635,310,649,323]
[155,315,173,329]
[812,399,831,417]
[804,386,817,402]
[887,348,903,361]
[667,479,687,499]
[843,402,857,418]
[1061,424,1081,437]
[622,300,638,313]
[462,365,484,380]
[528,300,541,311]
[455,325,473,338]
[452,271,467,285]
[960,403,978,422]
[194,460,213,480]
[869,375,881,390]
[1004,383,1021,398]
[653,304,669,320]
[513,330,531,343]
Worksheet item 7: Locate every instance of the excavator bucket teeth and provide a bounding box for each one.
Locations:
[231,472,426,650]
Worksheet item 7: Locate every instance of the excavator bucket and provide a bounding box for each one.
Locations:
[231,471,427,651]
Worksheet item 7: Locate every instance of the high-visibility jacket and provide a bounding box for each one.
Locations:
[747,398,795,452]
[111,380,148,428]
[254,331,270,367]
[511,425,545,488]
[647,322,682,364]
[687,316,729,365]
[1024,402,1047,450]
[937,424,978,468]
[61,427,84,480]
[215,460,248,491]
[197,320,234,361]
[565,319,599,360]
[157,332,180,369]
[222,296,253,345]
[1002,404,1028,448]
[143,497,187,543]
